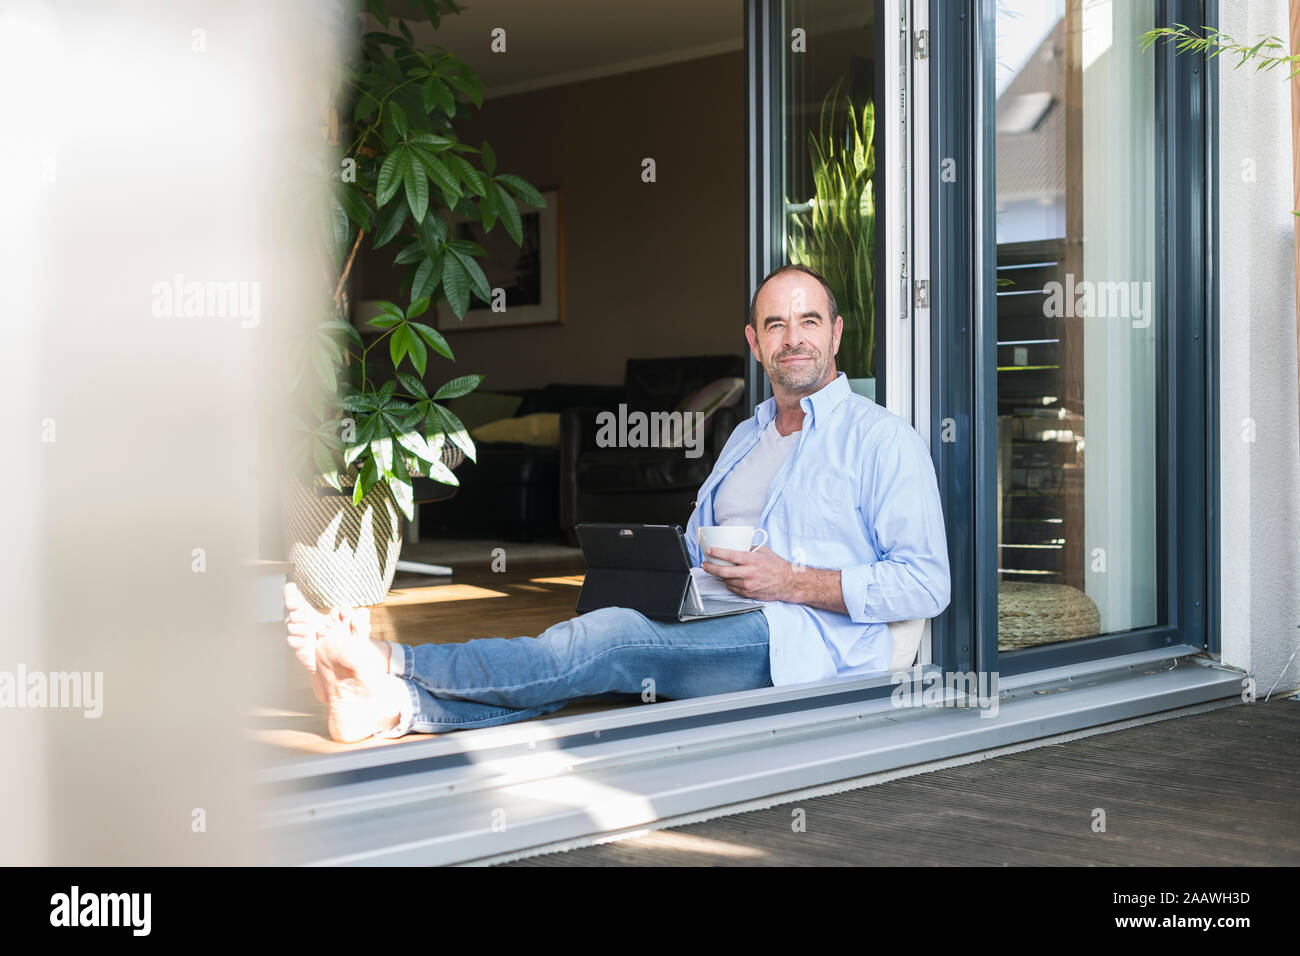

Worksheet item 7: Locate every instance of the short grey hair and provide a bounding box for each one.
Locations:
[746,263,838,328]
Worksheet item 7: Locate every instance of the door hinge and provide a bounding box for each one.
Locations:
[914,29,929,60]
[914,279,930,309]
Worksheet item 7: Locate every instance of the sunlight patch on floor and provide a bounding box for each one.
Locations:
[382,584,510,605]
[529,575,585,587]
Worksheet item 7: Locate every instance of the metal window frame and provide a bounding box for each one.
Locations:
[952,0,1218,678]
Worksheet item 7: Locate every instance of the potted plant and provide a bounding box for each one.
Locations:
[285,0,547,609]
[786,79,877,399]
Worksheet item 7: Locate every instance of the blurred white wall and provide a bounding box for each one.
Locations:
[0,0,340,864]
[1218,0,1300,695]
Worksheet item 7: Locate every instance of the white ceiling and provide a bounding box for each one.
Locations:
[389,0,746,98]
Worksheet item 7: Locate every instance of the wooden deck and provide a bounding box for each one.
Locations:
[503,699,1300,866]
[252,552,634,756]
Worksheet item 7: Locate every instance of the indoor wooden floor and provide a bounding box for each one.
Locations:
[251,552,634,758]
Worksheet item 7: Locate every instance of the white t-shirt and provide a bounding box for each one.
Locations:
[712,418,801,526]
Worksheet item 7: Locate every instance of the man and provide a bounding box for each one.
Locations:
[284,264,951,742]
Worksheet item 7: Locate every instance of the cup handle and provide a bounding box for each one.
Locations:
[750,528,768,551]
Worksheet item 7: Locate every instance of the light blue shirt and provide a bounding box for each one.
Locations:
[685,372,951,685]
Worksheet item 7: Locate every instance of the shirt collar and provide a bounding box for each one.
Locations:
[754,371,853,430]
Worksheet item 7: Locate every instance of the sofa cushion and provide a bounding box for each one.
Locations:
[576,447,713,493]
[472,412,561,447]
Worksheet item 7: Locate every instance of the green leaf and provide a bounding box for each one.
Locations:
[372,196,410,248]
[432,403,476,464]
[493,181,522,244]
[389,101,409,138]
[402,149,428,223]
[496,173,546,208]
[479,183,498,232]
[354,454,380,506]
[447,238,487,256]
[353,91,380,123]
[417,209,448,251]
[390,473,415,522]
[368,314,402,329]
[394,239,425,264]
[445,63,482,108]
[393,424,437,462]
[406,296,431,319]
[406,325,428,375]
[419,429,460,485]
[397,371,429,399]
[376,300,405,318]
[409,132,454,149]
[446,154,487,196]
[433,373,483,400]
[411,321,453,360]
[337,393,377,414]
[344,414,379,467]
[441,255,470,317]
[412,148,462,204]
[410,255,440,301]
[336,182,374,230]
[421,76,455,116]
[481,140,496,175]
[376,150,404,207]
[448,246,491,302]
[389,324,411,368]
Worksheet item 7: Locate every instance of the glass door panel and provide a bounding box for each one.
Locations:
[779,0,882,401]
[992,0,1161,650]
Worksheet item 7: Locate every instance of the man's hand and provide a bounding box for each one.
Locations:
[702,545,795,602]
[702,546,849,614]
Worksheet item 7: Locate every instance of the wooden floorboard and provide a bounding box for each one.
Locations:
[503,700,1300,866]
[252,553,637,756]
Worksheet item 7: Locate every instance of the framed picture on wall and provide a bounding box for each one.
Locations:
[436,186,564,332]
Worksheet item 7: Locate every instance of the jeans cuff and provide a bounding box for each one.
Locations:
[375,643,416,738]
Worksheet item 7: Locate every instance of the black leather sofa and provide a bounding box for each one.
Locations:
[560,355,745,545]
[418,355,746,543]
[417,382,623,541]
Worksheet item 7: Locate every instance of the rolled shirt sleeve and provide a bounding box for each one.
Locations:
[839,421,951,625]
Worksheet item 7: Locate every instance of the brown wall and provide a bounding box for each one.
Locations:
[356,51,747,390]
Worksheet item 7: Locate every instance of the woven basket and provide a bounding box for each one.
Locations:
[997,581,1101,648]
[283,476,405,610]
[283,439,465,610]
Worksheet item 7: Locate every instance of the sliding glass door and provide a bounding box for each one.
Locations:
[929,0,1214,677]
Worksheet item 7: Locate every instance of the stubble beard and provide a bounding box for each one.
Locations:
[765,346,833,393]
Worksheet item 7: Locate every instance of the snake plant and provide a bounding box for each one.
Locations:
[786,79,876,379]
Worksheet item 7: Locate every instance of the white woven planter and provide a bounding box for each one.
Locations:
[283,477,405,610]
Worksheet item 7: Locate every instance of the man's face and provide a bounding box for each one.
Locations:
[746,272,842,394]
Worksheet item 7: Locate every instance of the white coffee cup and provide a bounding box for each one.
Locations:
[698,525,768,566]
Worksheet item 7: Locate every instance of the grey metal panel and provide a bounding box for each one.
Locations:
[264,652,1242,865]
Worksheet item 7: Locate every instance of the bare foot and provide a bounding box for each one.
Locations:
[313,608,409,743]
[283,584,389,707]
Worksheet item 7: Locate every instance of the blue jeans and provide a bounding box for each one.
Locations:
[390,606,772,733]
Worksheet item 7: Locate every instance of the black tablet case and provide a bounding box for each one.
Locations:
[574,522,695,620]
